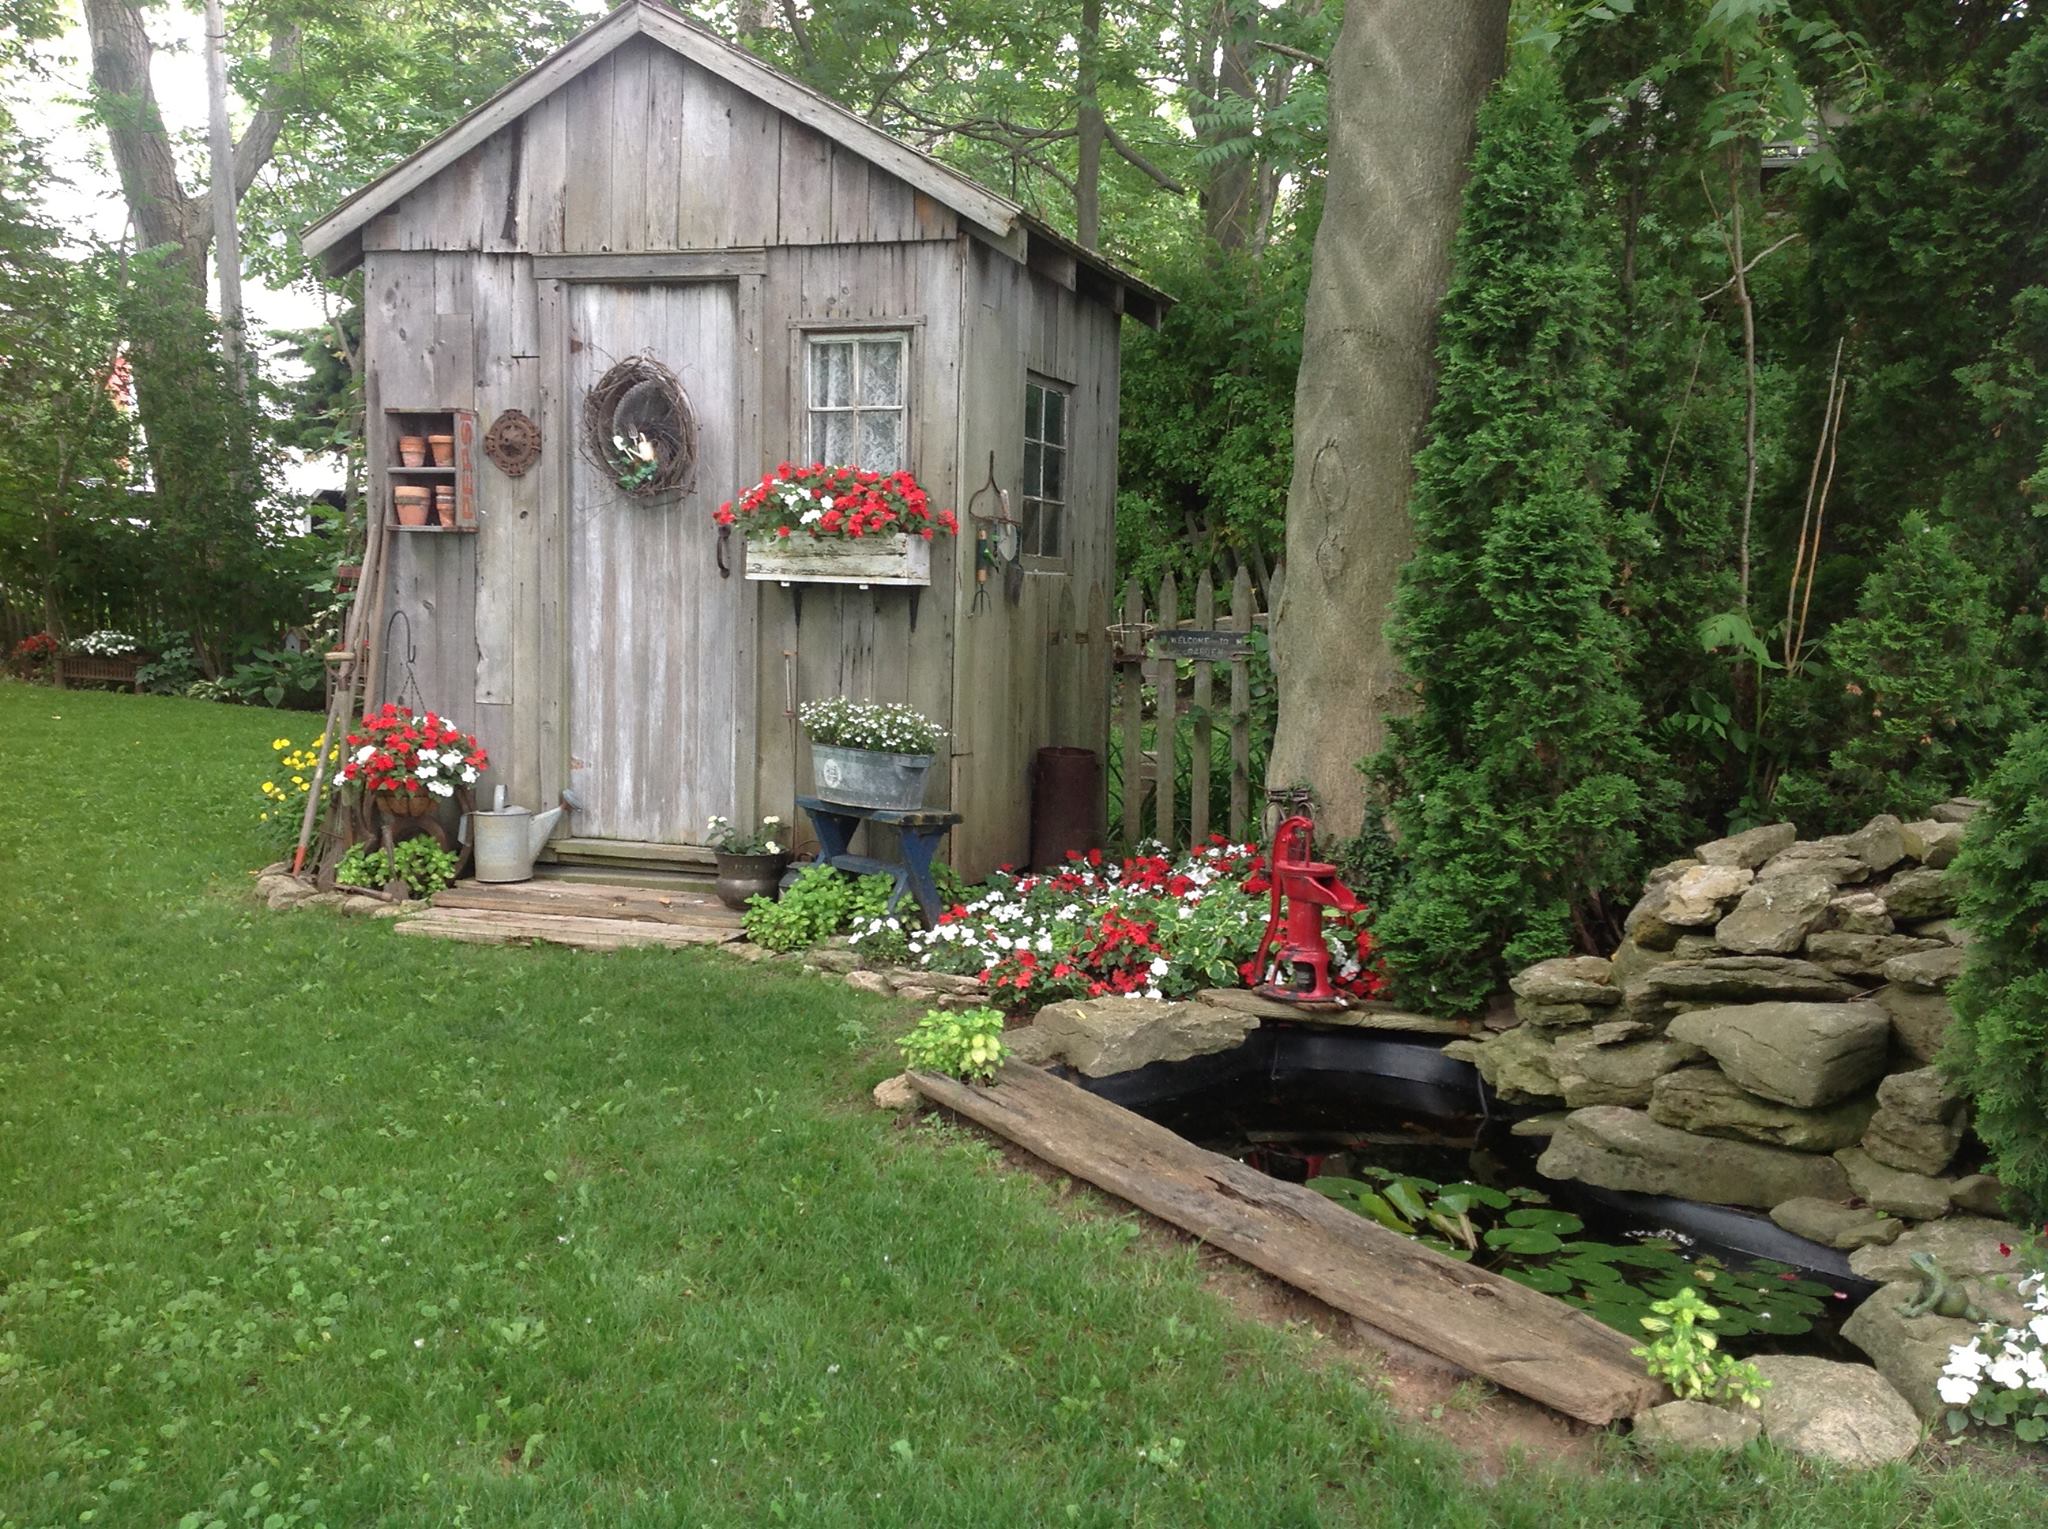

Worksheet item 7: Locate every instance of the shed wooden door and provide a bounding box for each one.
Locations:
[565,281,740,845]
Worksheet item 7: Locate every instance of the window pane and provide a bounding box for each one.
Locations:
[858,409,904,470]
[1042,386,1066,446]
[1021,497,1044,557]
[815,410,854,463]
[858,340,904,405]
[1022,440,1042,498]
[1038,502,1062,559]
[810,342,853,408]
[1042,444,1065,504]
[1024,382,1043,440]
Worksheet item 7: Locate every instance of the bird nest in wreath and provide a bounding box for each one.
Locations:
[580,355,697,498]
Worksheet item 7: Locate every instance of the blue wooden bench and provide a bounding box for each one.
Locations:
[795,795,961,929]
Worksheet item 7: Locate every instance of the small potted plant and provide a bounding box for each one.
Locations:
[716,462,959,587]
[339,704,489,817]
[799,698,945,810]
[707,813,791,909]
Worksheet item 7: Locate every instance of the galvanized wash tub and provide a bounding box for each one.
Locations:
[810,744,935,810]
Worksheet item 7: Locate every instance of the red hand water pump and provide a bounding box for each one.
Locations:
[1240,812,1362,1009]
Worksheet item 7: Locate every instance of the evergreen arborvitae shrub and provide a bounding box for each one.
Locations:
[1775,512,2022,830]
[1944,722,2048,1221]
[1369,67,1659,1016]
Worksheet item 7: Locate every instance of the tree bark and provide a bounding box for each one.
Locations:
[1075,0,1105,249]
[1265,0,1509,838]
[204,0,248,398]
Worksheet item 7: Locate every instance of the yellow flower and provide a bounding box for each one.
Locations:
[273,738,288,750]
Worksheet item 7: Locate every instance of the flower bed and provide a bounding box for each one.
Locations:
[854,839,1387,1006]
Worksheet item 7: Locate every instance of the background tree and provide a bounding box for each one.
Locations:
[1265,0,1511,838]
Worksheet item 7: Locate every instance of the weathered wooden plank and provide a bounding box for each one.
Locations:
[604,39,652,251]
[909,1063,1664,1426]
[561,53,616,253]
[1228,566,1254,842]
[776,120,834,245]
[1189,571,1214,844]
[1119,576,1144,846]
[519,90,569,253]
[534,276,570,811]
[394,906,738,950]
[1152,571,1177,847]
[642,42,684,250]
[828,146,871,243]
[433,879,739,926]
[532,251,768,281]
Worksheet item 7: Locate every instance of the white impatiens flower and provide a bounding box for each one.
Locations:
[1938,1373,1980,1407]
[355,745,376,763]
[428,780,455,798]
[764,840,781,855]
[461,767,479,784]
[415,762,437,778]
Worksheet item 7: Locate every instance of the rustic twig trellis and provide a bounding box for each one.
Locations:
[579,354,698,498]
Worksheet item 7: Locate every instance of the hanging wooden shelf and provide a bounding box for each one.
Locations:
[383,406,479,532]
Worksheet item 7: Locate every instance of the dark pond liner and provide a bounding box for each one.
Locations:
[1061,1022,1877,1304]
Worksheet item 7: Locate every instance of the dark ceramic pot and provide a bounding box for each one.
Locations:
[715,851,791,911]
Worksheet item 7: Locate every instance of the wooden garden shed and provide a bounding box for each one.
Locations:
[303,0,1165,879]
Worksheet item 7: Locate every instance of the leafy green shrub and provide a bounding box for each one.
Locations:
[899,1007,1007,1083]
[334,838,459,898]
[1944,723,2048,1221]
[1633,1288,1769,1408]
[1367,66,1659,1016]
[741,866,898,953]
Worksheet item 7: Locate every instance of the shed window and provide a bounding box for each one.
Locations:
[1022,378,1069,560]
[806,333,907,470]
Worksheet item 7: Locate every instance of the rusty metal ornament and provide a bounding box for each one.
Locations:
[483,409,541,478]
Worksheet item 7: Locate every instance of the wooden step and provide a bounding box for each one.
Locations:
[395,906,740,952]
[533,861,721,895]
[540,837,718,871]
[433,879,741,927]
[907,1062,1664,1426]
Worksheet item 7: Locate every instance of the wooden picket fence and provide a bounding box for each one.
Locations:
[1110,567,1268,851]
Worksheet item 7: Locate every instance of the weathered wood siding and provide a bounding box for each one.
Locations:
[950,241,1120,876]
[365,37,958,259]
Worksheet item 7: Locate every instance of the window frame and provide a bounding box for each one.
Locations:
[1020,374,1072,569]
[799,327,913,473]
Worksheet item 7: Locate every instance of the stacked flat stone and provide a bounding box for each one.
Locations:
[1459,798,2038,1419]
[1450,801,1996,1227]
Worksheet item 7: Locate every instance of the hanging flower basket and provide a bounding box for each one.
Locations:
[717,463,957,587]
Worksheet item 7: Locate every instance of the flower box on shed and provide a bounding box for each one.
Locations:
[743,532,931,587]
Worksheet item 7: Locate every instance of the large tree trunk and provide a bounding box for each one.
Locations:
[1265,0,1509,838]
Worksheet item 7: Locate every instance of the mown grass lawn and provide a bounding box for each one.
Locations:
[0,681,2040,1527]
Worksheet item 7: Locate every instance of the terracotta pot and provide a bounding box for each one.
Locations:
[715,851,791,911]
[393,486,430,526]
[398,435,427,467]
[427,434,455,466]
[434,486,456,526]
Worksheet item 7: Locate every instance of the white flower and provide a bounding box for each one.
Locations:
[415,762,436,778]
[1148,957,1170,978]
[461,767,478,784]
[355,745,375,763]
[764,840,781,855]
[763,815,781,826]
[428,780,455,798]
[1937,1374,1979,1407]
[820,496,834,509]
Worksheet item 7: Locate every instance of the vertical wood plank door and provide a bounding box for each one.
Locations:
[565,281,739,845]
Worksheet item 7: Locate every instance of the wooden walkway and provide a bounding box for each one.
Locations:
[396,878,743,952]
[909,1062,1663,1425]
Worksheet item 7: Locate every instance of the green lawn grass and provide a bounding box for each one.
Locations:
[0,680,2039,1526]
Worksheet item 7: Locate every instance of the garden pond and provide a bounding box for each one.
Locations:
[1075,1029,1876,1356]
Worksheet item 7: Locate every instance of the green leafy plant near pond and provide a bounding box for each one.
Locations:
[333,838,460,898]
[1309,1167,1836,1342]
[1634,1287,1771,1408]
[899,1006,1008,1083]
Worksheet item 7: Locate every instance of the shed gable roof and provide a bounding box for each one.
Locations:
[303,0,1166,322]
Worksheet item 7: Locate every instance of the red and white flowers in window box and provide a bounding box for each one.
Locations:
[716,462,958,587]
[339,704,488,812]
